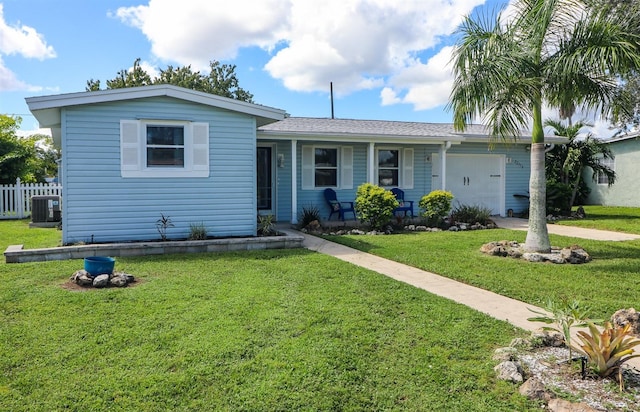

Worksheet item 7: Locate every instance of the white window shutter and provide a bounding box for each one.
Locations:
[120,120,140,176]
[191,122,209,176]
[341,146,353,189]
[301,146,314,190]
[403,148,414,189]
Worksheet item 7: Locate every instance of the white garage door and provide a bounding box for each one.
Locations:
[432,154,505,215]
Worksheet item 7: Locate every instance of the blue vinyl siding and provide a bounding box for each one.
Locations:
[274,140,292,222]
[283,141,530,221]
[61,97,257,244]
[292,143,441,221]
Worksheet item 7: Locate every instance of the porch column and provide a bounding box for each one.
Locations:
[368,142,375,183]
[290,139,298,224]
[440,141,451,190]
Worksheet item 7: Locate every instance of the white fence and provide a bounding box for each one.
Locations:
[0,178,62,219]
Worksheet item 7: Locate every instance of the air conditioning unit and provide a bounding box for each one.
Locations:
[31,195,61,223]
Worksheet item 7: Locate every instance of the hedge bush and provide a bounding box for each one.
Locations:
[355,183,399,230]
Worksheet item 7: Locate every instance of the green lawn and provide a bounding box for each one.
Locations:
[556,205,640,234]
[0,219,61,252]
[326,229,640,320]
[1,248,537,411]
[3,213,639,410]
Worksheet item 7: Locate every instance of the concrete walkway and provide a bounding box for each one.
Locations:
[295,221,640,368]
[492,217,640,241]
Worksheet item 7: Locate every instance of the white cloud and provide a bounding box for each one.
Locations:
[115,0,290,67]
[382,46,456,110]
[115,0,486,110]
[0,4,55,91]
[0,4,55,59]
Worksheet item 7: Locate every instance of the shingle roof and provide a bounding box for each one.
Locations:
[258,117,488,137]
[257,117,554,143]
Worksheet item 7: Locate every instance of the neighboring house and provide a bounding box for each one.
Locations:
[26,84,564,244]
[584,133,640,207]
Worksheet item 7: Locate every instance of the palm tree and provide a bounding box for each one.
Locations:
[449,0,640,252]
[545,119,615,210]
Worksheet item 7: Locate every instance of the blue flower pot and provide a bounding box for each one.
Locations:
[84,256,115,277]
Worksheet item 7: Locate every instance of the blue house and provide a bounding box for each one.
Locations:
[26,85,562,244]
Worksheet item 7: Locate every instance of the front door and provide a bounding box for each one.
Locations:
[257,146,274,215]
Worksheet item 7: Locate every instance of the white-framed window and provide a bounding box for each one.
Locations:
[120,119,209,178]
[597,156,614,185]
[376,148,414,189]
[378,149,399,186]
[146,125,185,167]
[301,145,353,190]
[314,148,338,187]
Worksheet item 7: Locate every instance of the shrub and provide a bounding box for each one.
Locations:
[188,222,207,240]
[258,214,277,236]
[450,203,492,225]
[419,190,454,226]
[354,183,398,230]
[546,181,572,215]
[299,205,321,228]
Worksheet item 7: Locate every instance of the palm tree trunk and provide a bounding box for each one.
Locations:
[524,105,551,253]
[569,173,581,210]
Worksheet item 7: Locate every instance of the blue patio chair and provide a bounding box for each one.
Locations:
[324,188,356,221]
[391,188,414,217]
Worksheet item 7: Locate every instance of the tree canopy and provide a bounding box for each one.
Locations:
[0,115,59,184]
[86,58,254,103]
[544,119,615,211]
[449,0,640,252]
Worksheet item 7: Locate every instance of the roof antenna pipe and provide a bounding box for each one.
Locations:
[330,82,334,119]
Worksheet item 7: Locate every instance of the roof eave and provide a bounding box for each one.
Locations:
[25,84,287,131]
[257,130,466,144]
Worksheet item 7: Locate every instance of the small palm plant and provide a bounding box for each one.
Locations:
[156,213,174,241]
[528,299,602,360]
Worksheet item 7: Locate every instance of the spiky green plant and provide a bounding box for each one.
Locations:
[528,299,602,360]
[573,321,640,383]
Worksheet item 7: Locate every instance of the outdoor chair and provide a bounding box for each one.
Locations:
[391,188,414,217]
[324,188,356,221]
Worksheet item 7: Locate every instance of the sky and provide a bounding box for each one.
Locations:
[0,0,614,137]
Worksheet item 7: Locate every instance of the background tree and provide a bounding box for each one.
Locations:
[545,119,615,212]
[449,0,640,252]
[0,115,58,184]
[86,59,254,103]
[585,0,640,134]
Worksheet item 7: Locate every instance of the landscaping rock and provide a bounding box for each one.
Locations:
[611,308,640,337]
[547,398,597,412]
[532,329,565,347]
[93,274,110,288]
[493,347,518,362]
[109,274,128,287]
[494,361,525,383]
[560,245,591,264]
[519,377,548,401]
[522,252,545,263]
[481,241,590,264]
[509,337,529,348]
[70,270,94,286]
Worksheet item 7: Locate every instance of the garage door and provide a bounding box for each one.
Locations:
[431,154,505,215]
